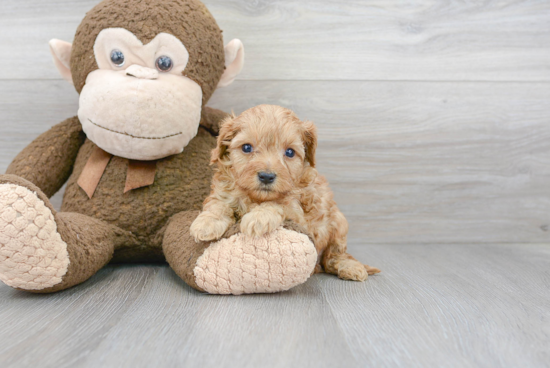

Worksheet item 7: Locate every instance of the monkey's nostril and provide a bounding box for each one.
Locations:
[258,172,276,184]
[125,65,159,80]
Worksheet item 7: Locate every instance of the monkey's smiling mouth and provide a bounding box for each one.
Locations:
[88,119,183,140]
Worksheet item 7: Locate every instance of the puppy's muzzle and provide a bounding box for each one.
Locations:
[258,172,276,185]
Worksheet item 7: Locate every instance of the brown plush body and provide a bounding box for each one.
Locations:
[0,0,317,295]
[8,115,220,247]
[3,109,222,292]
[60,120,216,262]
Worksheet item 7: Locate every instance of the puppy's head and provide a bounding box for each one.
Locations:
[212,104,317,202]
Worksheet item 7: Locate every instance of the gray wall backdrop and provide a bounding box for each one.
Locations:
[0,0,549,244]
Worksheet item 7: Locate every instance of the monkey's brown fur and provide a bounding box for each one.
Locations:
[0,0,315,294]
[191,105,381,281]
[4,110,222,292]
[71,0,225,105]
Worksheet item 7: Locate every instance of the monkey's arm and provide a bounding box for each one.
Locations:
[5,116,86,198]
[200,107,230,135]
[164,213,318,295]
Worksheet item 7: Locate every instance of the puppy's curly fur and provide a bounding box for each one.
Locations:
[190,105,380,281]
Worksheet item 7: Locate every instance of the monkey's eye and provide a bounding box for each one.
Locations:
[285,148,295,158]
[110,49,125,67]
[242,144,253,153]
[156,56,173,72]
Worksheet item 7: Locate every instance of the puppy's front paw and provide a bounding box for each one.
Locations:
[240,210,283,238]
[190,213,231,242]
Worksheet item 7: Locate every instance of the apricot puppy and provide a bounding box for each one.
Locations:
[190,105,380,281]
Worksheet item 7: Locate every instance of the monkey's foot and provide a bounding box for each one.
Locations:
[0,183,69,290]
[193,226,317,295]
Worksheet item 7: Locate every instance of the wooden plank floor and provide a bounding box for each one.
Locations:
[0,243,549,368]
[1,1,549,367]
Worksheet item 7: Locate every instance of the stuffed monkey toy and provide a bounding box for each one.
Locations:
[0,0,317,295]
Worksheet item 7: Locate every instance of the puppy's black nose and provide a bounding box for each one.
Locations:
[258,172,276,184]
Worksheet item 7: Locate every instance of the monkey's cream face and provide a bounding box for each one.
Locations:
[78,28,203,160]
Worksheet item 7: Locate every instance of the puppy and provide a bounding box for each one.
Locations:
[190,105,380,281]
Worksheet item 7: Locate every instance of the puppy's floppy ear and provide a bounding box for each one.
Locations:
[302,120,318,167]
[211,116,241,164]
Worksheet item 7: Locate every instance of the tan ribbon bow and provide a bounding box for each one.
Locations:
[77,146,157,199]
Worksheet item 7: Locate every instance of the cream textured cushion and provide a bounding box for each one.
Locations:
[194,227,317,295]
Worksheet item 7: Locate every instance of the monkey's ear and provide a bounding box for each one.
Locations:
[217,39,245,88]
[49,39,73,85]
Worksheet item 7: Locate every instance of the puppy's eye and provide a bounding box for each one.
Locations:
[110,49,125,67]
[285,148,295,158]
[242,144,253,153]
